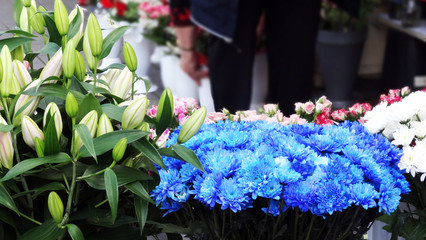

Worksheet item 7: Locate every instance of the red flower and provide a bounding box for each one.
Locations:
[100,0,115,8]
[78,0,87,6]
[196,52,208,66]
[115,2,128,17]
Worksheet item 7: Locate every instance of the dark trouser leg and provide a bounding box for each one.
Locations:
[208,0,263,113]
[265,0,320,115]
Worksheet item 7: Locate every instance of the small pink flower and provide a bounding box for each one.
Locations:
[23,60,30,70]
[207,112,228,122]
[178,113,190,125]
[379,94,389,103]
[361,103,372,112]
[388,89,401,98]
[242,114,268,122]
[294,102,303,113]
[275,111,284,122]
[331,109,348,121]
[263,104,278,115]
[349,103,364,116]
[147,105,158,118]
[401,86,411,96]
[388,96,402,104]
[302,101,315,114]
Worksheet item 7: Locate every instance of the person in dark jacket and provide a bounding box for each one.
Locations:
[171,0,321,114]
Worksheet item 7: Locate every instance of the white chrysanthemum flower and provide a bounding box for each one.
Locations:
[392,126,415,146]
[411,120,426,138]
[398,147,417,175]
[382,122,404,140]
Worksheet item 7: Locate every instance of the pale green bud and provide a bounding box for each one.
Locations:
[22,115,44,150]
[1,74,21,97]
[54,0,69,36]
[43,102,63,140]
[157,88,174,121]
[20,7,34,33]
[39,48,62,82]
[86,14,102,57]
[138,122,150,132]
[73,110,98,155]
[122,97,150,130]
[68,6,84,43]
[31,9,46,35]
[112,138,127,162]
[34,137,45,157]
[123,42,137,72]
[21,0,32,7]
[62,39,76,79]
[97,113,113,137]
[177,107,207,144]
[74,50,86,81]
[65,92,78,118]
[1,45,13,86]
[0,116,14,169]
[48,191,64,224]
[110,67,132,99]
[11,45,25,62]
[13,60,32,88]
[83,27,96,71]
[13,79,42,126]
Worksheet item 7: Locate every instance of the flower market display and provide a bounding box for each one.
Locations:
[0,0,206,238]
[151,119,409,239]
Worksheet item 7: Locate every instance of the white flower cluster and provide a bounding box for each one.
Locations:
[363,91,426,180]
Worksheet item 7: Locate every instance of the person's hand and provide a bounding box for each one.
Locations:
[179,51,209,86]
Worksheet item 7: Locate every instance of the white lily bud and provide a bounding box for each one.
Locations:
[83,26,96,71]
[97,113,113,137]
[103,68,121,87]
[39,48,62,82]
[43,102,63,140]
[13,79,42,126]
[73,110,98,155]
[122,96,150,130]
[54,0,69,36]
[0,45,13,95]
[22,115,44,150]
[0,116,14,169]
[110,67,132,99]
[13,60,32,88]
[20,7,35,33]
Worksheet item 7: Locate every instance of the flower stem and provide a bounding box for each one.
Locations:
[305,216,315,240]
[131,71,135,100]
[19,211,42,225]
[60,160,77,226]
[95,199,108,208]
[76,161,116,181]
[92,59,99,94]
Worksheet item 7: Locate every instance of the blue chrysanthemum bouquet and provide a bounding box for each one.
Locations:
[151,121,409,240]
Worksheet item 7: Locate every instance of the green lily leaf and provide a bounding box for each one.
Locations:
[99,26,130,59]
[125,181,154,204]
[67,224,84,240]
[0,185,18,213]
[82,165,152,190]
[79,130,149,158]
[0,37,34,52]
[1,153,72,182]
[134,197,149,236]
[75,124,97,162]
[132,138,165,170]
[18,219,66,240]
[172,144,205,172]
[104,169,118,223]
[0,124,13,133]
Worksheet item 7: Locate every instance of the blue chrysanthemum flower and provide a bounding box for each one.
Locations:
[262,200,289,217]
[273,156,302,184]
[313,180,349,215]
[191,173,222,209]
[151,120,408,217]
[378,183,402,215]
[218,178,251,213]
[159,200,182,217]
[347,183,379,209]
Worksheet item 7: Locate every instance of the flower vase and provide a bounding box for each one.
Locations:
[316,30,366,109]
[199,77,215,113]
[173,55,199,99]
[96,10,122,69]
[159,53,177,93]
[122,22,158,94]
[249,52,268,110]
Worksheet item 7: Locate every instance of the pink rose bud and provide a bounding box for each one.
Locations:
[207,112,228,122]
[388,89,401,98]
[294,102,303,113]
[263,104,278,115]
[361,103,372,112]
[401,86,411,97]
[349,103,363,116]
[302,101,315,114]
